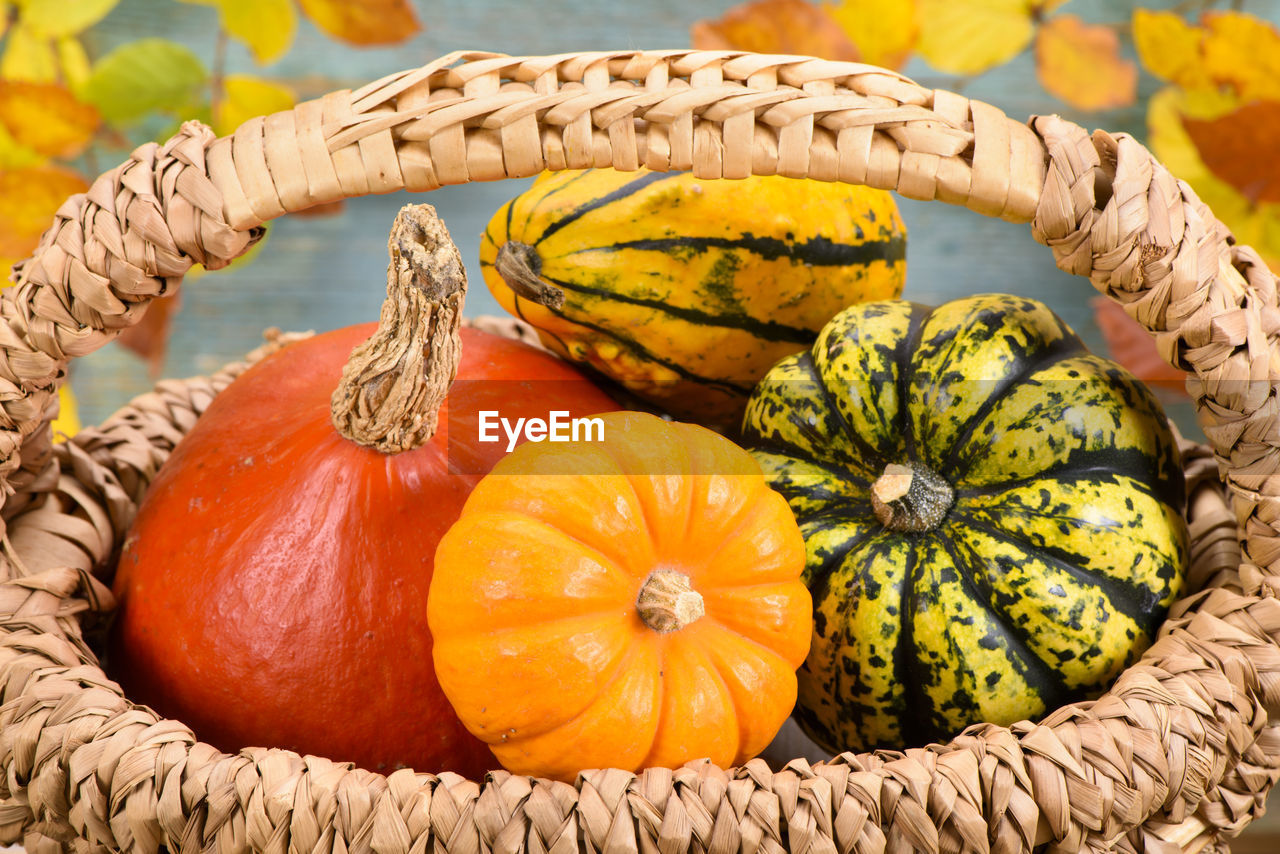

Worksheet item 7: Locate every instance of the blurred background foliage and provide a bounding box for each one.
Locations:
[0,0,1276,433]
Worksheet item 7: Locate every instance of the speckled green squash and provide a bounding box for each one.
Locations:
[741,294,1189,754]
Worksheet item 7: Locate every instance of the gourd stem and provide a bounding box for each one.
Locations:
[494,241,566,309]
[870,462,954,532]
[330,204,466,454]
[636,569,705,633]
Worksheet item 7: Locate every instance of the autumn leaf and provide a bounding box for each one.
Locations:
[1134,10,1280,102]
[78,39,207,124]
[57,37,92,89]
[692,0,860,61]
[0,82,100,159]
[1132,9,1207,89]
[825,0,917,70]
[296,0,421,47]
[1,23,59,82]
[916,0,1067,75]
[1035,15,1135,111]
[1181,101,1280,206]
[1091,297,1188,399]
[223,0,296,64]
[214,75,295,136]
[179,0,296,64]
[19,0,119,37]
[1199,12,1280,102]
[0,165,89,282]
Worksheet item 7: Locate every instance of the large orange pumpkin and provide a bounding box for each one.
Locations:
[108,207,618,777]
[428,411,813,781]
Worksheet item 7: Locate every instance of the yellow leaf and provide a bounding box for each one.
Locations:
[51,385,79,440]
[1135,10,1280,102]
[916,0,1043,75]
[0,165,89,282]
[1146,86,1280,272]
[825,0,917,70]
[0,3,8,42]
[19,0,118,37]
[295,0,420,47]
[0,81,99,159]
[1201,11,1280,102]
[691,0,861,62]
[1035,15,1135,111]
[1,23,58,82]
[1132,9,1206,89]
[56,37,91,89]
[214,75,295,137]
[189,0,296,65]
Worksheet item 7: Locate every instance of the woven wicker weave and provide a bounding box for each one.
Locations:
[1,49,1277,854]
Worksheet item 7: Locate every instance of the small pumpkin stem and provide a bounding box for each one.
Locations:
[494,241,565,309]
[637,569,705,633]
[330,204,465,454]
[870,462,954,532]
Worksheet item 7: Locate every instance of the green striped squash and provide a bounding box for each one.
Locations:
[741,294,1189,753]
[479,168,907,429]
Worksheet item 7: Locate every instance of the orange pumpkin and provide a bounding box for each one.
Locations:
[428,411,813,781]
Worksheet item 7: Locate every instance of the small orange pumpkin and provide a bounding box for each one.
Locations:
[428,411,812,781]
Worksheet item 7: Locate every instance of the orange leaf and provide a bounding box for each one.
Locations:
[0,165,88,281]
[295,0,420,46]
[1091,297,1187,399]
[0,81,99,159]
[691,0,861,62]
[1035,16,1136,112]
[117,292,180,377]
[1181,100,1280,205]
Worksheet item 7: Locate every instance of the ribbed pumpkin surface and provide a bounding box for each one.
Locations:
[742,294,1189,753]
[480,168,907,429]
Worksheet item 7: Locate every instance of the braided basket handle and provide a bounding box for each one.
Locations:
[5,50,1280,853]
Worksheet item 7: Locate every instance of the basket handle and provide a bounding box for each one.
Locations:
[3,48,1280,854]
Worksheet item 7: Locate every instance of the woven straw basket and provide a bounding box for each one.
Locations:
[1,48,1278,854]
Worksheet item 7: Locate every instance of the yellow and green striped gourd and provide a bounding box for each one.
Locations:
[480,168,907,429]
[742,294,1189,753]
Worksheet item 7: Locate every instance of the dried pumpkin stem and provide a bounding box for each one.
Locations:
[637,569,705,633]
[870,462,954,532]
[494,241,565,309]
[330,204,466,454]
